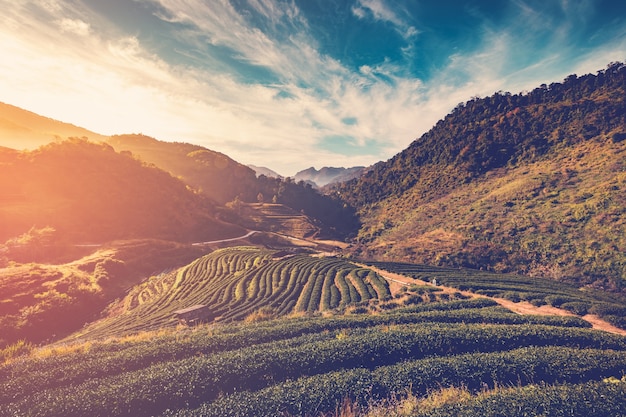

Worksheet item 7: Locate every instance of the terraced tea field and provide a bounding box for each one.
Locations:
[69,247,391,340]
[238,203,320,238]
[363,260,626,330]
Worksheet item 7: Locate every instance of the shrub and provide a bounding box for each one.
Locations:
[501,291,521,302]
[561,302,591,316]
[529,298,547,307]
[403,295,423,306]
[545,295,575,307]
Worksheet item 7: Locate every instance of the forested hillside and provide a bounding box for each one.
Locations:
[335,62,626,291]
[108,134,360,238]
[108,135,260,205]
[0,138,244,246]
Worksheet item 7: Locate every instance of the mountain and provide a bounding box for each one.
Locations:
[0,138,244,246]
[293,166,366,187]
[107,134,360,239]
[248,164,284,179]
[0,101,108,149]
[335,62,626,292]
[107,134,259,205]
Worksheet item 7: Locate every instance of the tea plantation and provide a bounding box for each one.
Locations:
[364,260,626,330]
[69,247,391,341]
[2,249,626,416]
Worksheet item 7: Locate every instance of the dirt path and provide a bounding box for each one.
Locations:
[361,263,626,336]
[581,314,626,336]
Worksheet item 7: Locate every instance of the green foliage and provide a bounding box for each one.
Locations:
[364,260,626,329]
[3,284,625,417]
[172,347,626,417]
[335,63,626,290]
[3,319,625,417]
[408,381,626,417]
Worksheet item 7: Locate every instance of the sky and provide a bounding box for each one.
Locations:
[1,1,625,175]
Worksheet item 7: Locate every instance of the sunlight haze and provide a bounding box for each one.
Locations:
[1,0,625,174]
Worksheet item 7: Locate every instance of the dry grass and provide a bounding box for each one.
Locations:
[244,307,278,323]
[0,339,34,364]
[321,385,515,417]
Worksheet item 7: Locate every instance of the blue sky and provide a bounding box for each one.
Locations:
[1,0,625,175]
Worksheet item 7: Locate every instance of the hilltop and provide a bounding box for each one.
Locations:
[335,62,626,292]
[0,138,244,246]
[0,102,108,150]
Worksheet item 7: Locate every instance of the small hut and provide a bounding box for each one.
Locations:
[174,304,212,326]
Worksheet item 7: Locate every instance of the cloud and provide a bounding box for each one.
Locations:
[57,18,91,36]
[351,0,418,39]
[0,0,624,175]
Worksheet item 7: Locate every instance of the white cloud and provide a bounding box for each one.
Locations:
[57,18,90,36]
[351,0,418,39]
[0,0,624,175]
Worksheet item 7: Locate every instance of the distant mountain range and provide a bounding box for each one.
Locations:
[248,164,284,179]
[248,165,366,188]
[293,166,366,187]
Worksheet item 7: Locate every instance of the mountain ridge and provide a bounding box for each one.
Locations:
[0,138,245,245]
[335,62,626,292]
[0,101,109,149]
[294,166,366,187]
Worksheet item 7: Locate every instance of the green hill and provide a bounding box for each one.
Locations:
[0,138,244,245]
[107,134,360,239]
[107,134,259,205]
[335,62,626,291]
[66,246,392,341]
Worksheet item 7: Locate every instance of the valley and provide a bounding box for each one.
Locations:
[1,63,626,416]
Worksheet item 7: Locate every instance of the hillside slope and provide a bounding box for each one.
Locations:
[336,62,626,291]
[3,280,626,416]
[0,240,208,347]
[66,246,392,341]
[0,138,244,245]
[107,134,259,205]
[107,134,360,239]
